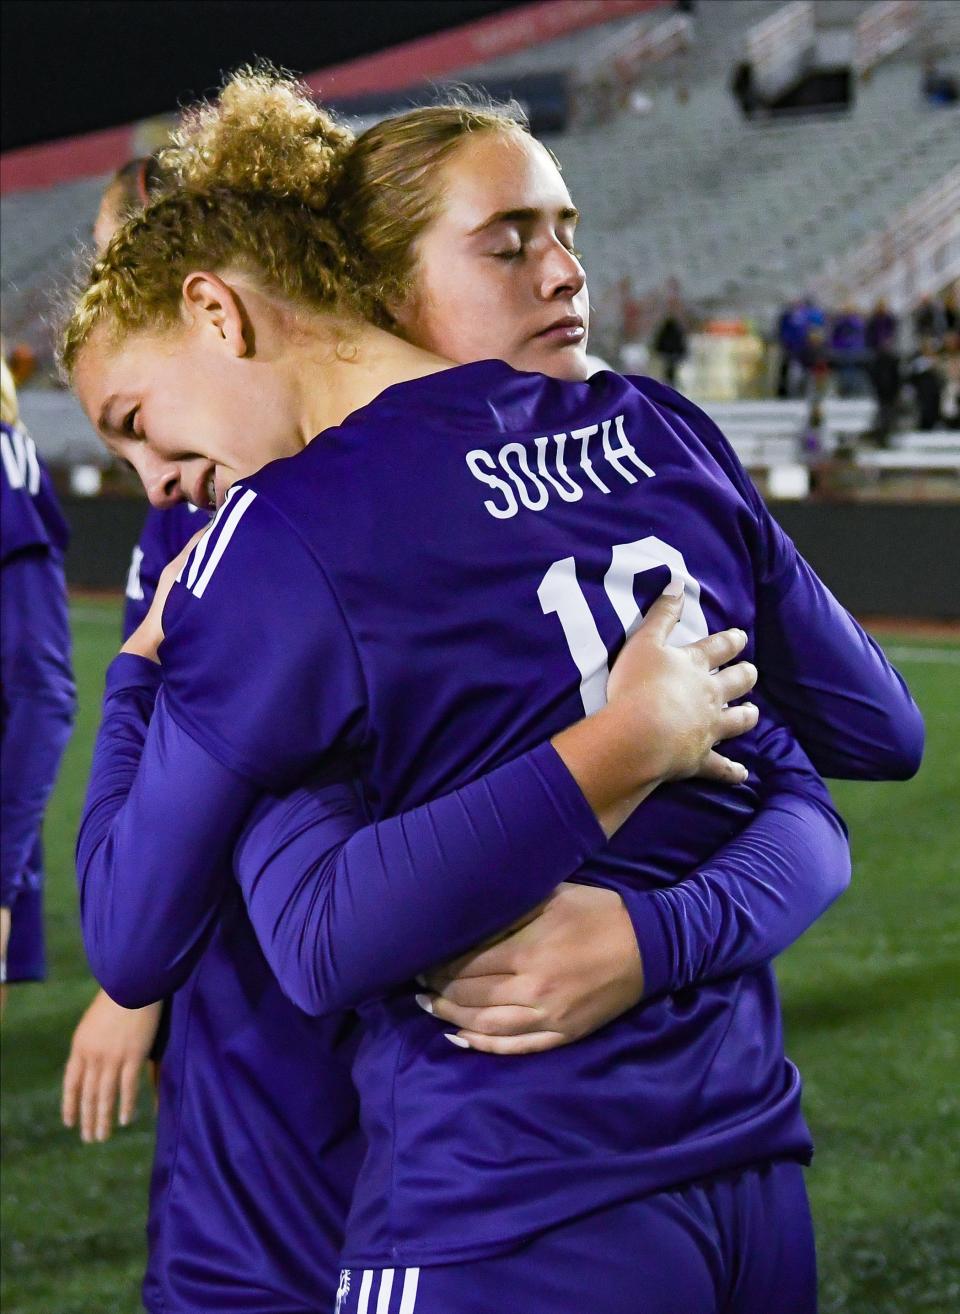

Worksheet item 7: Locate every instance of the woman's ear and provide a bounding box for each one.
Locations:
[181,271,250,357]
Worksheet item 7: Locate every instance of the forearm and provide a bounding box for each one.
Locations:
[235,742,607,1016]
[623,734,850,997]
[77,655,257,1006]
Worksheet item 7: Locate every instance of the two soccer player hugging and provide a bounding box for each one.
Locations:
[61,67,922,1314]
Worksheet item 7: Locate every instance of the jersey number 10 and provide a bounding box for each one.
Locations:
[538,535,708,715]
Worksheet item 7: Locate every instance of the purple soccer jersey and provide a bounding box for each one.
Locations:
[1,421,75,981]
[148,363,921,1267]
[122,502,207,640]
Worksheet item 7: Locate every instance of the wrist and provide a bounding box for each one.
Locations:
[552,708,663,838]
[120,636,161,662]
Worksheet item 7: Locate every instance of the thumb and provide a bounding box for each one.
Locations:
[635,576,685,645]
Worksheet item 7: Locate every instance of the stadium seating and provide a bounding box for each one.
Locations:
[460,0,959,321]
[2,0,958,403]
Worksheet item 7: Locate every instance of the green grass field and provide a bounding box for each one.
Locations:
[2,598,958,1313]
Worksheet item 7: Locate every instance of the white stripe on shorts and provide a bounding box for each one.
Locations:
[398,1267,420,1314]
[357,1268,374,1314]
[375,1268,395,1314]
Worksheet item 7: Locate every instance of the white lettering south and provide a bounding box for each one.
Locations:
[465,449,519,519]
[466,414,654,519]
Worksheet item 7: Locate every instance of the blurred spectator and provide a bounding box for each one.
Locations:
[865,298,898,355]
[906,338,944,430]
[943,283,958,341]
[942,351,960,430]
[922,58,959,106]
[802,324,831,401]
[617,276,649,373]
[775,297,809,397]
[651,299,688,386]
[912,293,946,345]
[8,344,37,389]
[829,304,867,397]
[867,345,901,446]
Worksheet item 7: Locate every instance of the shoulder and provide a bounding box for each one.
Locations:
[165,480,326,626]
[1,422,68,563]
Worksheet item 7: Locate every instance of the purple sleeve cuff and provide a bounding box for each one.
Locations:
[524,740,608,854]
[104,652,164,699]
[621,888,675,999]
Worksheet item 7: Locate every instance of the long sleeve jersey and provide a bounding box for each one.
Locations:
[78,364,921,1269]
[1,422,75,981]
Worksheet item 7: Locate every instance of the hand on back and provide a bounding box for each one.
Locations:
[605,579,758,788]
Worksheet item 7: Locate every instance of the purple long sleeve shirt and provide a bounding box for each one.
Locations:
[79,365,921,1273]
[1,421,75,981]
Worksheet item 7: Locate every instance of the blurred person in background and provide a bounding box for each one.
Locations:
[651,289,689,386]
[616,274,648,374]
[865,298,901,443]
[865,297,898,357]
[828,303,867,397]
[912,291,946,346]
[7,342,38,389]
[775,295,811,398]
[906,336,945,430]
[942,282,958,342]
[0,356,76,1012]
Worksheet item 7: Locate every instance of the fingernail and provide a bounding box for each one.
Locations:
[119,1114,131,1127]
[444,1033,470,1049]
[736,764,749,781]
[414,993,434,1015]
[663,575,684,598]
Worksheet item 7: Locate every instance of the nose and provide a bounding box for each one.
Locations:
[141,451,183,509]
[539,239,586,302]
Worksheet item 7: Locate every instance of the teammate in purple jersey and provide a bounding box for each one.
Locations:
[0,361,76,1001]
[60,74,924,1314]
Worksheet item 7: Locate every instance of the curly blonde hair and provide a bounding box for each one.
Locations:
[60,64,529,374]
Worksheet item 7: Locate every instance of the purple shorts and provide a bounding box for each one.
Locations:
[335,1160,816,1314]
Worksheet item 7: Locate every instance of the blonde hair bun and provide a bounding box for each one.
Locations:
[164,63,355,211]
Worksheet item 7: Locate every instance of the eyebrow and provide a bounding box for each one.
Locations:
[97,394,120,435]
[468,205,580,236]
[97,393,135,438]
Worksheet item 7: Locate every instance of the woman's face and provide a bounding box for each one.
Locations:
[394,131,591,381]
[73,316,303,511]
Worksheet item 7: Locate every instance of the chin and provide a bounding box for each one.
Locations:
[523,345,590,383]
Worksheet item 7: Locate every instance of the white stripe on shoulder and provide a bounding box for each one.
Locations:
[398,1267,420,1314]
[192,487,257,598]
[183,485,238,588]
[357,1269,374,1314]
[0,428,22,489]
[24,433,40,495]
[375,1269,395,1314]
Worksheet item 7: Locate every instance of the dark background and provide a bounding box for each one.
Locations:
[1,0,526,150]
